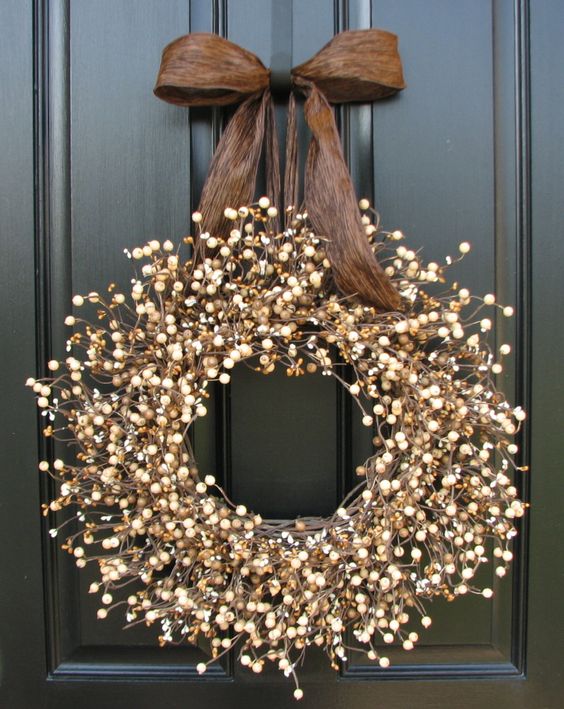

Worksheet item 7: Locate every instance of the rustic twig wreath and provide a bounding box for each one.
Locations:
[27,31,526,699]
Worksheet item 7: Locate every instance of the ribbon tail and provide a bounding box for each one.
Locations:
[283,93,299,226]
[301,83,400,311]
[265,94,281,232]
[197,91,270,245]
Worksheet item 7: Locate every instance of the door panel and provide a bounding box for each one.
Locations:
[1,0,563,707]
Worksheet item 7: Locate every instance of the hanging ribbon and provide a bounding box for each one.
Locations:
[154,29,405,310]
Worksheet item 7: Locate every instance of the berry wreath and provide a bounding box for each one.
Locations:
[27,199,526,699]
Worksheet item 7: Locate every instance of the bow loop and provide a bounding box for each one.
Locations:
[292,29,405,103]
[154,33,269,107]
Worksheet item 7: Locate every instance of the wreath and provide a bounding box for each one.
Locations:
[27,31,526,700]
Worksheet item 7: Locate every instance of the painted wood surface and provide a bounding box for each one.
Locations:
[0,1,562,706]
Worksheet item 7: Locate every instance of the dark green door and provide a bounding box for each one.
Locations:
[1,0,563,707]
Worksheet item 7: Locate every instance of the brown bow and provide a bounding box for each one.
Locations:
[155,30,405,310]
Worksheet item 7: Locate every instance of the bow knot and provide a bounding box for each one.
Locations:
[155,30,405,310]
